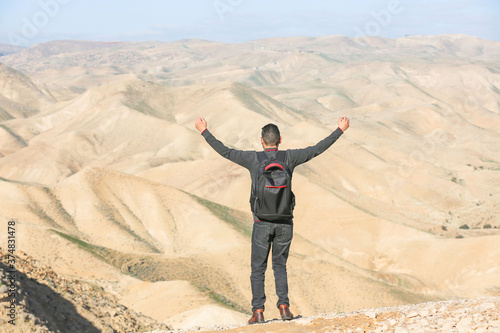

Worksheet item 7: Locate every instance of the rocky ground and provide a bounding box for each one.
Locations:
[0,248,169,333]
[150,297,500,333]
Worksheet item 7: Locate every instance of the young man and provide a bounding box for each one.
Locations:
[195,116,350,324]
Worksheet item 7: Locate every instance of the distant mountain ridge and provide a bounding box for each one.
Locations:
[1,34,499,75]
[0,43,25,57]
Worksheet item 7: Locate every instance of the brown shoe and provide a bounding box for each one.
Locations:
[279,304,294,321]
[248,309,264,325]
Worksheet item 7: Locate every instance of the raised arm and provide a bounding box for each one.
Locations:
[195,117,254,169]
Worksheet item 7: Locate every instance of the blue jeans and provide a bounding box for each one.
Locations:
[250,220,293,312]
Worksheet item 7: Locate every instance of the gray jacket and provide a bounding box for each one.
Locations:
[201,127,344,221]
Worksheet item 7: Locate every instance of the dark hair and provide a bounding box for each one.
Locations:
[261,123,280,146]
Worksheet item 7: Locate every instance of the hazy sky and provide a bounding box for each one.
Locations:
[0,0,499,47]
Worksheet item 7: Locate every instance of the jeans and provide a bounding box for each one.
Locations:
[250,220,293,312]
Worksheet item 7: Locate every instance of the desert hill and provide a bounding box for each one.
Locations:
[0,34,499,330]
[0,44,24,57]
[0,63,55,121]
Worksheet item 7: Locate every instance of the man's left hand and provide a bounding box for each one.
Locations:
[338,116,350,132]
[195,117,208,133]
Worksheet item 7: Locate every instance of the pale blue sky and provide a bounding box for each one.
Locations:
[0,0,499,47]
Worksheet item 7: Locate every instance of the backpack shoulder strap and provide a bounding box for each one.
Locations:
[257,150,285,163]
[257,151,267,163]
[276,151,286,162]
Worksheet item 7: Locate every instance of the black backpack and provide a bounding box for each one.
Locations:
[252,151,295,221]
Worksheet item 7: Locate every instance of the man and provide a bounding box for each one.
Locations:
[195,116,350,324]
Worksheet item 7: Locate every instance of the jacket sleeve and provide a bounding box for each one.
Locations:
[286,127,344,168]
[201,129,254,169]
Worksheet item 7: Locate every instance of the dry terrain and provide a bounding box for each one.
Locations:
[0,34,499,331]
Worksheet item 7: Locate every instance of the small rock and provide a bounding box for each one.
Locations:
[419,319,430,327]
[407,311,419,318]
[365,311,377,319]
[456,317,472,332]
[407,323,423,331]
[474,326,488,333]
[418,309,429,318]
[442,321,455,331]
[473,313,484,322]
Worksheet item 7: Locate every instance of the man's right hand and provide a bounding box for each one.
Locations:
[195,117,208,133]
[338,116,350,132]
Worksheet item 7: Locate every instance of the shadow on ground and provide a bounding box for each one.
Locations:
[0,261,100,333]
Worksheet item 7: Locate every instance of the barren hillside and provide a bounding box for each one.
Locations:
[0,34,499,331]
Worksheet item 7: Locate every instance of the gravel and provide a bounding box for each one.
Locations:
[147,296,500,333]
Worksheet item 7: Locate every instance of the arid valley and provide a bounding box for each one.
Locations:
[0,34,499,332]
